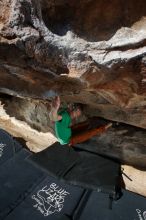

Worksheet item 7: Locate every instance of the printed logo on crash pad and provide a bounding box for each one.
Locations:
[136,209,146,220]
[143,211,146,220]
[0,143,6,157]
[31,183,70,216]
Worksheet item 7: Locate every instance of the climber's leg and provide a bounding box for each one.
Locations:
[69,123,112,146]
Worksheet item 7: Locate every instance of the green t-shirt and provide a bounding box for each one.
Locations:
[55,110,71,145]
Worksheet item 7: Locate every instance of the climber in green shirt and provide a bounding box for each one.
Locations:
[55,110,72,145]
[49,96,112,146]
[49,96,82,145]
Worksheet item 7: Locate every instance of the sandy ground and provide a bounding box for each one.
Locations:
[122,165,146,197]
[0,102,57,152]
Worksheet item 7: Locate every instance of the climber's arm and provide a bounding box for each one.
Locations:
[49,96,62,121]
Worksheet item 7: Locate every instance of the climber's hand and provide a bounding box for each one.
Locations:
[52,96,61,109]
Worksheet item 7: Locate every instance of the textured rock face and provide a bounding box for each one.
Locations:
[0,0,146,166]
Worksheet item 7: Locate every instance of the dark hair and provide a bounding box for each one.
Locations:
[74,104,83,111]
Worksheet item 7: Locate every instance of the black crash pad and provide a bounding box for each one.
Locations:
[0,129,22,165]
[0,149,45,219]
[1,133,146,220]
[78,189,146,220]
[4,175,85,220]
[28,142,120,198]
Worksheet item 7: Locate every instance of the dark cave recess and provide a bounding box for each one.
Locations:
[41,0,146,41]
